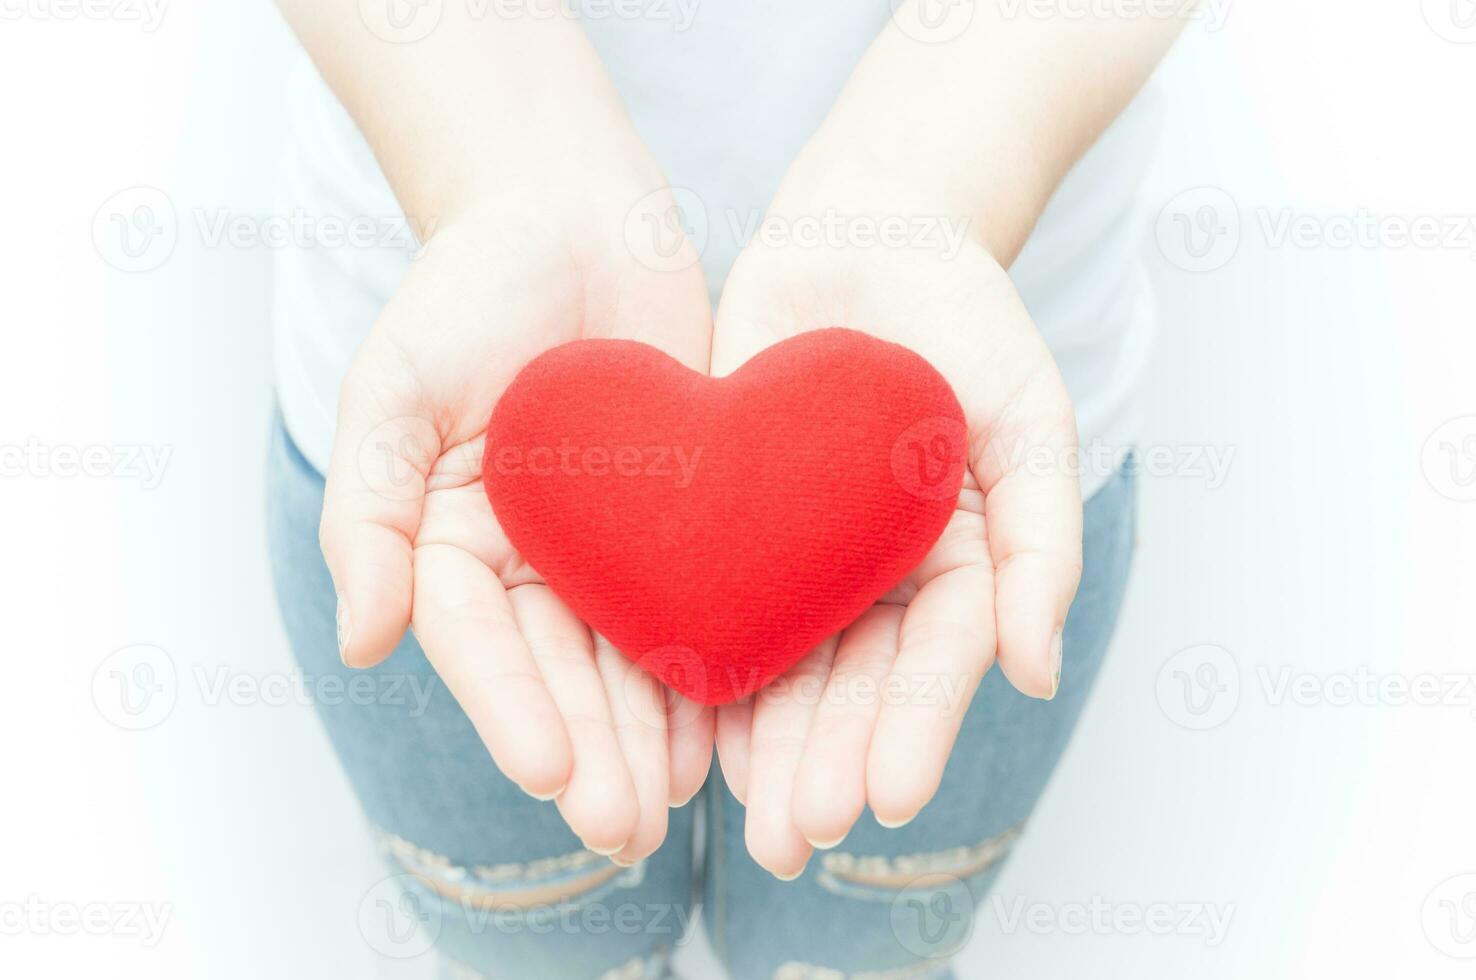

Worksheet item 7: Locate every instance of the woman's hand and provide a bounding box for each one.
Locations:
[701,0,1184,883]
[710,185,1083,878]
[322,180,716,865]
[274,0,721,862]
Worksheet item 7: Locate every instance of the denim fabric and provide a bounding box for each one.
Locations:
[265,411,1136,980]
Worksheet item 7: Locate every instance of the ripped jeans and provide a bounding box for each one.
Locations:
[265,412,1137,980]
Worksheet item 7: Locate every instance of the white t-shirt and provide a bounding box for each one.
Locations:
[273,6,1161,499]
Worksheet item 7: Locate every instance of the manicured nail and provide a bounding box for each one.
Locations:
[806,833,846,850]
[335,594,352,664]
[1048,626,1064,699]
[876,814,914,829]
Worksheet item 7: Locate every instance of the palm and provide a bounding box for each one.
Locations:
[710,240,1083,875]
[325,209,716,864]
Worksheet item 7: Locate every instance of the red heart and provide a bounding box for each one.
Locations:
[481,327,967,705]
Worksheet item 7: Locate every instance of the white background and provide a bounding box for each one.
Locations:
[4,1,1476,977]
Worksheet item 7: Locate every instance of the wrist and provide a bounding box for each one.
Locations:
[424,129,668,250]
[769,127,1047,267]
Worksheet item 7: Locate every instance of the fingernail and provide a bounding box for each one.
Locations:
[609,855,634,868]
[335,594,352,664]
[806,833,846,850]
[527,786,564,802]
[1048,626,1064,699]
[587,843,624,857]
[774,866,806,881]
[876,814,914,829]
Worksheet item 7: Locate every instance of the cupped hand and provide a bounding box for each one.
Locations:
[711,199,1084,877]
[321,182,715,865]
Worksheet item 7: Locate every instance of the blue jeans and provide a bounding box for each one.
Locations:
[265,412,1136,980]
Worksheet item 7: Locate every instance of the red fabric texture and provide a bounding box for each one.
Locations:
[481,327,967,705]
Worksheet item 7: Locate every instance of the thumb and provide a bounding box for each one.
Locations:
[976,361,1083,700]
[319,353,440,668]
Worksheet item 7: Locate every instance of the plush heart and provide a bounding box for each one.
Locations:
[481,327,967,705]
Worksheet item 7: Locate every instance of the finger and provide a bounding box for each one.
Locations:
[599,197,713,375]
[320,370,437,668]
[411,542,571,800]
[708,303,795,376]
[744,640,836,879]
[976,375,1083,699]
[596,637,671,866]
[508,586,639,855]
[715,700,754,806]
[867,563,995,827]
[667,696,714,807]
[792,606,903,850]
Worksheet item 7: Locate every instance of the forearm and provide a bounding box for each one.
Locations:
[781,1,1191,263]
[274,0,656,224]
